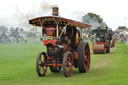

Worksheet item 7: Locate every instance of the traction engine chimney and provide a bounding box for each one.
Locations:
[52,7,59,16]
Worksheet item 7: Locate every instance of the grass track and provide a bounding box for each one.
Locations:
[0,41,128,85]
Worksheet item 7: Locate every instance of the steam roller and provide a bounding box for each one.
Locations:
[92,26,113,54]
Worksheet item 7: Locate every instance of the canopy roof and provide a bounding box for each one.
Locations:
[29,16,91,28]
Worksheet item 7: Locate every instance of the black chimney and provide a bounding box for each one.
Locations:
[52,7,59,16]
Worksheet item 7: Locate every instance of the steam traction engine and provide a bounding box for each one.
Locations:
[29,7,91,77]
[92,27,112,54]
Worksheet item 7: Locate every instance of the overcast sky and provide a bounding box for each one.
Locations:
[0,0,128,30]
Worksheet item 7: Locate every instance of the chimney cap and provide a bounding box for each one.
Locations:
[52,6,59,16]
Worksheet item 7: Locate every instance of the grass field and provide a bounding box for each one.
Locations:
[0,40,128,85]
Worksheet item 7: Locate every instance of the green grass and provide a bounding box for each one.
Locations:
[0,40,128,85]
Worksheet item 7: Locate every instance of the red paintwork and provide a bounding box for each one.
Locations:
[42,40,56,46]
[45,26,56,31]
[92,42,106,51]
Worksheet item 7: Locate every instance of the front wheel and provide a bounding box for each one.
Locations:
[36,52,47,77]
[63,52,73,77]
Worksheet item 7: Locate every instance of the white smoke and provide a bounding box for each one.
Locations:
[82,14,106,30]
[0,1,56,30]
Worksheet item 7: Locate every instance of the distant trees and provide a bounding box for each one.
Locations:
[0,26,8,35]
[0,25,41,43]
[116,26,128,32]
[117,26,127,30]
[82,12,106,34]
[0,26,26,43]
[19,28,24,34]
[82,13,103,24]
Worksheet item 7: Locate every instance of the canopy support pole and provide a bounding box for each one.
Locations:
[81,28,83,39]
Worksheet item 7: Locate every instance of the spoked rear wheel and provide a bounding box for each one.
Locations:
[63,52,73,77]
[84,43,90,72]
[36,52,47,77]
[78,42,91,73]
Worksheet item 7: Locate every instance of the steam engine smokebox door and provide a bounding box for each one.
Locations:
[47,45,63,56]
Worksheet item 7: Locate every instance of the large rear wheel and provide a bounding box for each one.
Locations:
[78,42,91,73]
[63,52,73,77]
[36,52,47,77]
